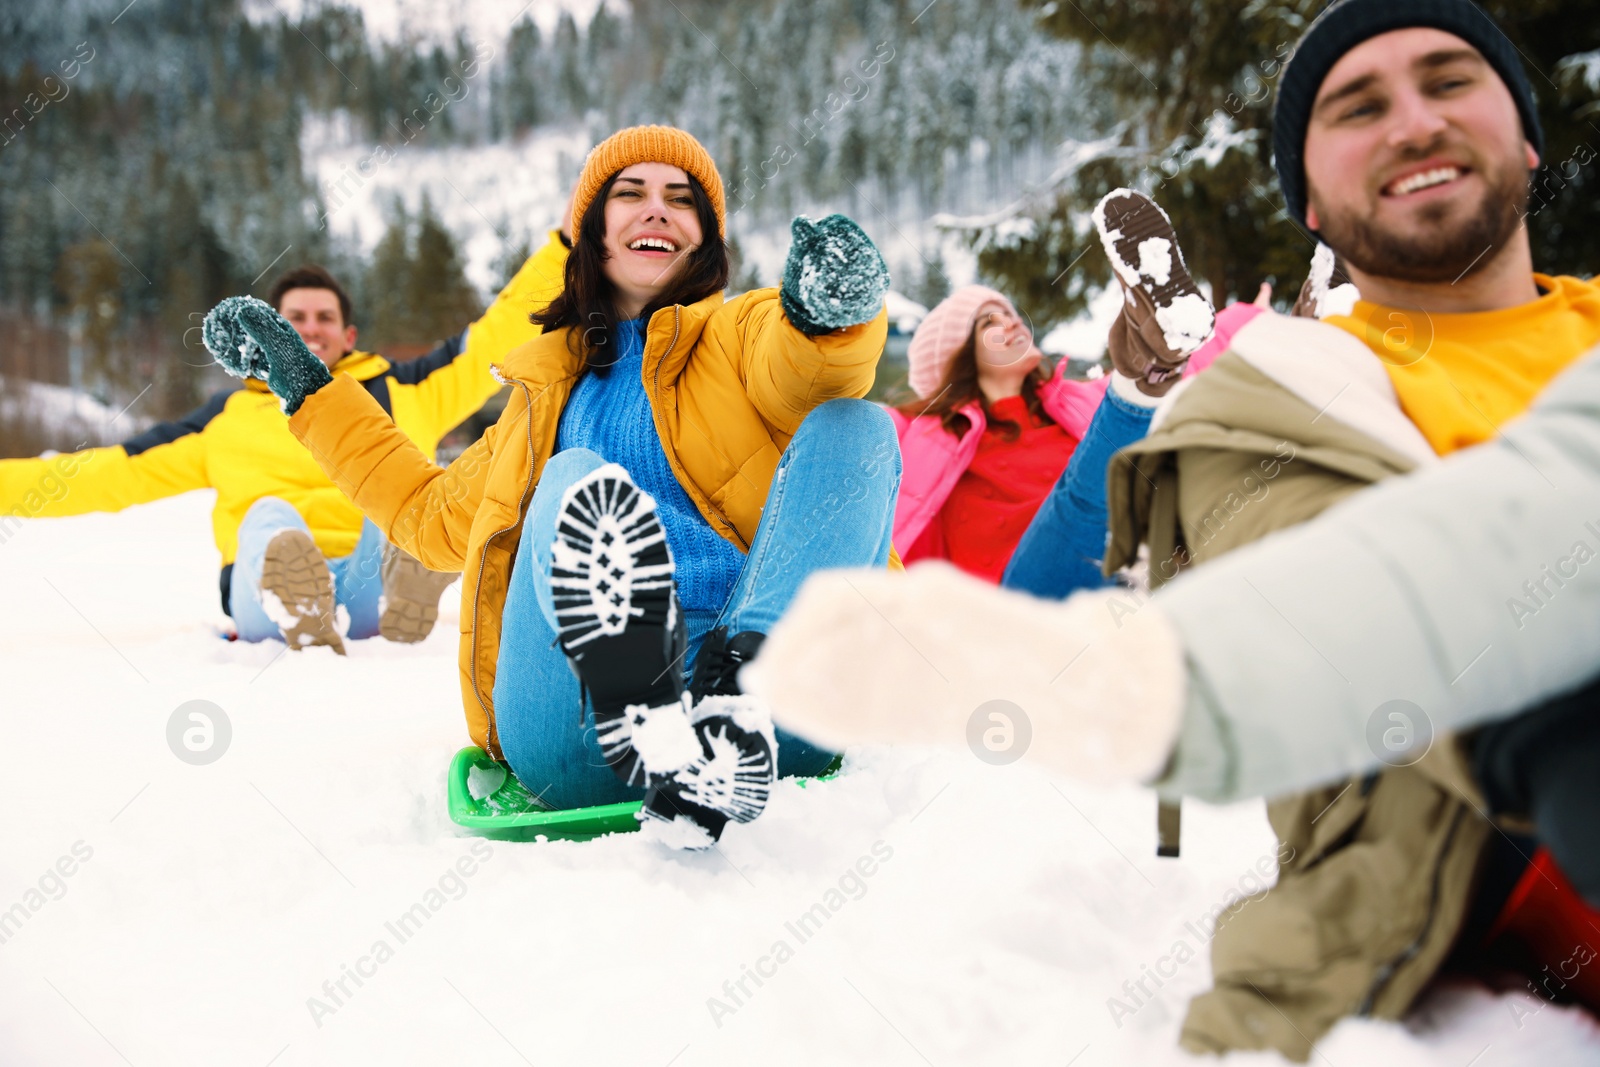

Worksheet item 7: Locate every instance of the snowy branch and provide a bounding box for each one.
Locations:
[930,126,1135,237]
[1558,50,1600,94]
[1178,110,1261,170]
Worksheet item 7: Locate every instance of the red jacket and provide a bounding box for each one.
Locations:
[888,302,1260,559]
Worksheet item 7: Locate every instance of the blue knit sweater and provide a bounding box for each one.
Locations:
[555,318,745,612]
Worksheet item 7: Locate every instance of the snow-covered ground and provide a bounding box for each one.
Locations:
[1,495,1595,1065]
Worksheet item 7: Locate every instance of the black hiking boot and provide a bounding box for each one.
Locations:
[551,468,777,848]
[638,628,778,848]
[689,627,767,702]
[551,464,686,789]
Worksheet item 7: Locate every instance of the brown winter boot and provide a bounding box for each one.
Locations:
[260,529,346,655]
[378,543,458,643]
[1095,189,1215,397]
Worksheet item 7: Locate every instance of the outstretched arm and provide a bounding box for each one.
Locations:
[747,346,1600,803]
[1153,343,1600,802]
[0,393,224,522]
[391,229,569,443]
[202,297,493,571]
[289,375,501,571]
[732,215,890,435]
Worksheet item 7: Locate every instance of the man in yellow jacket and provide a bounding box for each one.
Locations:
[0,234,569,653]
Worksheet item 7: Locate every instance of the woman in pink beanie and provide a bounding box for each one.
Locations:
[892,190,1225,593]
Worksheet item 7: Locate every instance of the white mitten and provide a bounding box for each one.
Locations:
[742,562,1188,786]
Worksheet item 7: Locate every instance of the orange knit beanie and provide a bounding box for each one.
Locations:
[571,125,726,238]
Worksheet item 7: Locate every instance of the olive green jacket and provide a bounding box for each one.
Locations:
[1104,311,1523,1061]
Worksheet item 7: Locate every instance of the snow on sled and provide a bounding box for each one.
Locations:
[446,746,843,842]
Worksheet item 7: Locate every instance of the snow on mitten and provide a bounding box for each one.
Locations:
[202,296,333,414]
[779,214,889,336]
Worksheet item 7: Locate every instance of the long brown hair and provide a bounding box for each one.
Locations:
[532,170,729,374]
[896,327,1053,441]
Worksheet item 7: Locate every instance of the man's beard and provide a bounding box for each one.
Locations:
[1311,157,1529,285]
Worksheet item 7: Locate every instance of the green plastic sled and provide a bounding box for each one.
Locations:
[446,746,843,843]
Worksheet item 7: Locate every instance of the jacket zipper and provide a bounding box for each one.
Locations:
[1356,805,1467,1015]
[651,306,749,551]
[469,377,543,748]
[470,308,748,747]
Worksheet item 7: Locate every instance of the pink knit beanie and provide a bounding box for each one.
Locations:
[906,285,1017,399]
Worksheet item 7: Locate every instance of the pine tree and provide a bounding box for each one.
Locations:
[407,195,483,342]
[963,0,1600,326]
[52,238,122,392]
[910,249,951,310]
[726,236,765,294]
[553,12,588,117]
[585,4,625,115]
[492,231,535,291]
[360,196,482,351]
[496,17,545,137]
[364,199,418,348]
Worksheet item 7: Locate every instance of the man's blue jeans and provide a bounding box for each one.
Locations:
[1002,387,1154,599]
[231,496,385,642]
[494,399,901,810]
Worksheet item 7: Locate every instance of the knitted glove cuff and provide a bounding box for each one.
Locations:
[779,285,831,339]
[779,214,889,337]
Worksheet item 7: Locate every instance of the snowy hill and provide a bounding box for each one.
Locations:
[303,123,984,305]
[3,497,1596,1064]
[248,0,603,43]
[0,375,152,451]
[309,126,594,296]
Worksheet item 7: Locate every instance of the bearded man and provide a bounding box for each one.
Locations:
[744,0,1600,1058]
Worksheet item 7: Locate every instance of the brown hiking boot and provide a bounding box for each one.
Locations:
[379,543,458,643]
[260,529,346,655]
[1095,189,1215,397]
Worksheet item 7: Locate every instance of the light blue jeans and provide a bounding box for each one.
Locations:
[230,496,385,642]
[494,398,900,810]
[1001,387,1154,599]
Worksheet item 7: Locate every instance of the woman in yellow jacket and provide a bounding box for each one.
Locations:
[202,126,899,848]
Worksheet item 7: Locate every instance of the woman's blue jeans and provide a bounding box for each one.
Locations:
[231,496,385,642]
[493,398,901,810]
[1001,387,1154,599]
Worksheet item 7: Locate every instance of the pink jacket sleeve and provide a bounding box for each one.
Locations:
[1186,302,1264,376]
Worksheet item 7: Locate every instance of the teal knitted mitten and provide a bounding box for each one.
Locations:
[202,296,333,414]
[779,214,890,336]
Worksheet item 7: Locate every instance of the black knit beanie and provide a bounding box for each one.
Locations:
[1273,0,1544,228]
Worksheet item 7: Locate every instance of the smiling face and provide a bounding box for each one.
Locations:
[1301,28,1538,285]
[967,300,1040,402]
[600,162,705,319]
[972,301,1036,372]
[277,288,356,369]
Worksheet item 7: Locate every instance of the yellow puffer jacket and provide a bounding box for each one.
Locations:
[289,288,888,754]
[0,233,568,590]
